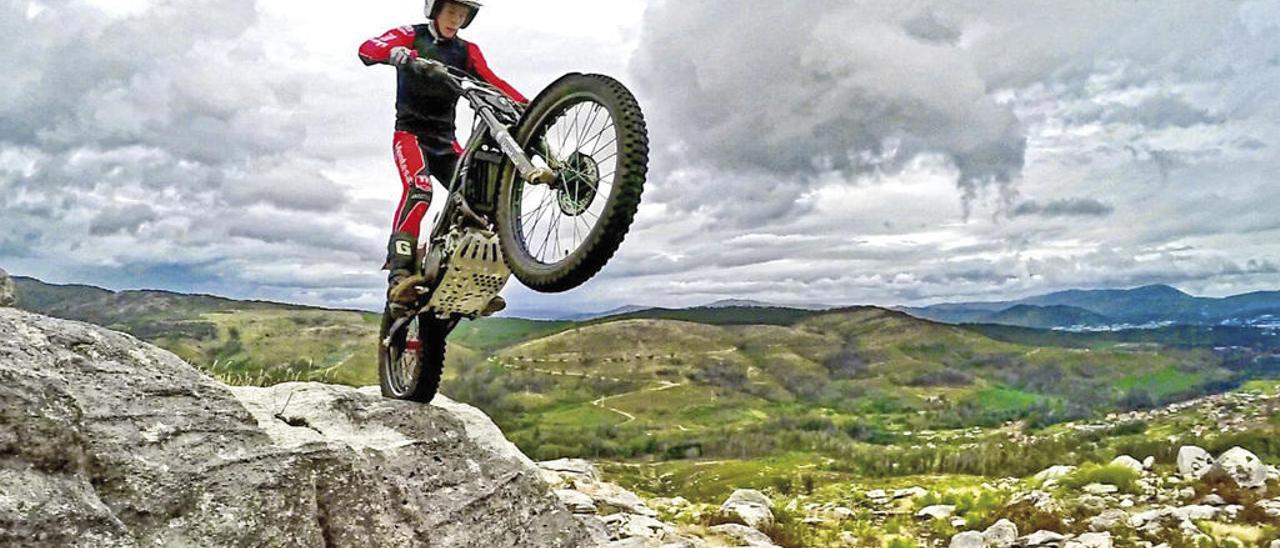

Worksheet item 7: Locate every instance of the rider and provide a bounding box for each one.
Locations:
[359,0,528,311]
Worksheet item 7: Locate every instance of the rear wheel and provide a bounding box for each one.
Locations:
[496,73,649,293]
[378,310,449,403]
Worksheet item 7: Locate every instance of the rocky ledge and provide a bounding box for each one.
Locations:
[0,305,589,547]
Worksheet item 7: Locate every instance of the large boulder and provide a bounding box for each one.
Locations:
[1177,446,1215,480]
[721,489,774,530]
[1213,446,1268,489]
[0,268,13,307]
[0,308,589,547]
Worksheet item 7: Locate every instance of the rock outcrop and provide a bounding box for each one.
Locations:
[0,268,14,307]
[0,307,589,547]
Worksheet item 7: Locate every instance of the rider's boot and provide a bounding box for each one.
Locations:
[384,232,423,313]
[480,295,506,317]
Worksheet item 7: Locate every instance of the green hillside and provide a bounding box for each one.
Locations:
[457,306,1253,462]
[12,276,1280,481]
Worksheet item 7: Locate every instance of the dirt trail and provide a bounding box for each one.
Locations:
[495,359,686,425]
[590,380,684,425]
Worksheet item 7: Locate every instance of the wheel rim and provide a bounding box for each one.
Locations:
[385,317,421,395]
[516,97,619,266]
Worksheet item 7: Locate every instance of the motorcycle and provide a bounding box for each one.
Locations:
[379,58,648,402]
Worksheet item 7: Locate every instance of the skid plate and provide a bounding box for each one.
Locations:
[426,230,511,317]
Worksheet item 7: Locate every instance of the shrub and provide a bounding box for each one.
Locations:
[1059,463,1141,494]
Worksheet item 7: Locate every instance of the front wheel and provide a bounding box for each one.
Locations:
[497,74,649,293]
[378,310,449,403]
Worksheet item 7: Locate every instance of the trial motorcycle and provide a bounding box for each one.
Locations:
[379,58,648,402]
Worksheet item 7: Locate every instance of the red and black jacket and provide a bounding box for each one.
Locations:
[359,24,528,154]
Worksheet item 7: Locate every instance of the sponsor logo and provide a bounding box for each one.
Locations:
[394,141,413,181]
[395,240,414,256]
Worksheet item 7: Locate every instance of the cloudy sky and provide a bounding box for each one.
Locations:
[2,0,1279,316]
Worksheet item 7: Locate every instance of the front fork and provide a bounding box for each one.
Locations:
[476,107,557,187]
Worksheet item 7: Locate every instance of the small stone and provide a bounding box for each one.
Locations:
[1170,505,1216,521]
[1176,446,1214,480]
[949,531,985,548]
[1200,494,1225,506]
[1270,540,1280,548]
[1119,499,1135,509]
[983,518,1018,547]
[1177,487,1195,500]
[1021,530,1066,546]
[580,482,658,517]
[893,486,928,499]
[1069,532,1114,548]
[1143,456,1156,469]
[950,517,967,528]
[865,489,889,501]
[1128,508,1170,529]
[1259,498,1280,518]
[620,514,670,539]
[1035,465,1077,483]
[554,489,597,514]
[916,505,957,520]
[721,489,774,530]
[1089,509,1128,532]
[1083,483,1119,495]
[1221,504,1243,520]
[539,458,600,481]
[709,524,778,547]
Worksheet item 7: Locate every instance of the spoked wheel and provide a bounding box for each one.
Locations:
[378,309,449,403]
[497,74,649,293]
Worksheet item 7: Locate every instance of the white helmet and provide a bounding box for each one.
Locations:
[425,0,482,28]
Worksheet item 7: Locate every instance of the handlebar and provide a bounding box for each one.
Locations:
[410,58,507,100]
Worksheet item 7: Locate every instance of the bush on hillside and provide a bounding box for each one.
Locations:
[1058,463,1141,494]
[906,368,974,387]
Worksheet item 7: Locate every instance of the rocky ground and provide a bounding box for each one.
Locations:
[540,389,1280,547]
[539,445,1280,547]
[0,298,589,547]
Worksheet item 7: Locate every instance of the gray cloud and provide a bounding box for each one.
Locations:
[1009,198,1115,219]
[89,203,159,235]
[629,0,1243,225]
[0,0,377,305]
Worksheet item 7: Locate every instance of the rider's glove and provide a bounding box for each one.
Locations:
[388,46,418,67]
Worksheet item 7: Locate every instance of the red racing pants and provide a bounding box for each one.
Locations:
[390,131,461,239]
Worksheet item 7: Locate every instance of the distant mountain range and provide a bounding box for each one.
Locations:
[899,284,1280,330]
[13,272,1280,333]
